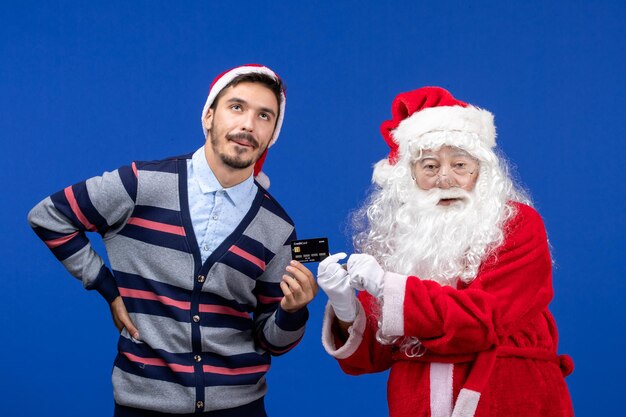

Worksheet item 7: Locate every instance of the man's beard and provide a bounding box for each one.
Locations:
[211,130,263,170]
[356,183,507,286]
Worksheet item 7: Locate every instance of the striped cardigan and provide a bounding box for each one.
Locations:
[28,155,308,414]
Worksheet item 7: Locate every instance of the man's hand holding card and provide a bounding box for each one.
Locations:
[279,238,332,313]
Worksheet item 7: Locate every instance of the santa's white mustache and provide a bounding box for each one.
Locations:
[434,188,471,200]
[413,187,473,205]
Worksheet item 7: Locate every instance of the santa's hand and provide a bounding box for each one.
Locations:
[347,254,385,299]
[317,252,357,322]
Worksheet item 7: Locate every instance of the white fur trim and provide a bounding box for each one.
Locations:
[321,301,367,360]
[451,388,481,417]
[430,363,454,417]
[255,171,270,189]
[200,65,286,146]
[381,271,408,337]
[393,105,495,150]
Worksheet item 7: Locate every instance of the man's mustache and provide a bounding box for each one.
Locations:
[226,132,259,148]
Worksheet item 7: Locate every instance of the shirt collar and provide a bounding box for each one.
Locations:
[191,146,256,206]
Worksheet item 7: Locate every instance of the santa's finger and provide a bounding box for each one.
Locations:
[319,252,347,269]
[347,253,374,272]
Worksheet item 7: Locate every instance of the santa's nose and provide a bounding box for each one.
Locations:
[435,173,453,188]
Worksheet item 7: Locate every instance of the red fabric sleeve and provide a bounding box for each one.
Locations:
[401,203,554,355]
[336,292,394,375]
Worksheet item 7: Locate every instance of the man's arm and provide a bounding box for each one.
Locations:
[28,164,140,336]
[252,243,314,355]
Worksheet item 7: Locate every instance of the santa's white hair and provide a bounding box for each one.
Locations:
[352,131,531,353]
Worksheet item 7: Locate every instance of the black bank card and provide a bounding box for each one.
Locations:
[290,238,329,263]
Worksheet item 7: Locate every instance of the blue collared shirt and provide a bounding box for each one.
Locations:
[187,146,257,263]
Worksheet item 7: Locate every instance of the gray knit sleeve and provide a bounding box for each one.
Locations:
[27,164,138,303]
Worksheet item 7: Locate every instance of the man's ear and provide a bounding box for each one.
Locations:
[203,109,214,132]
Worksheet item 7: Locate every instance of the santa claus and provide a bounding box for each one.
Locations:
[318,87,574,417]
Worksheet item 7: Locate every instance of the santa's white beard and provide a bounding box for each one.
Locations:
[372,185,505,286]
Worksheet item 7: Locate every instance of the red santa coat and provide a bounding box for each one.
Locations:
[322,203,574,417]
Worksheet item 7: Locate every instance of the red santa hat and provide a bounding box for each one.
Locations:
[201,64,286,189]
[373,86,496,186]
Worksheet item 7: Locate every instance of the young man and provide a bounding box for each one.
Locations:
[28,64,317,416]
[317,87,574,416]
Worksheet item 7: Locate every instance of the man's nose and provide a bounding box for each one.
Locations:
[241,112,255,131]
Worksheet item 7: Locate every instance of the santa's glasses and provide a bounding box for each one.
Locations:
[411,151,479,187]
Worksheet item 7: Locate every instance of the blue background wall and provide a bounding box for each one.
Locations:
[2,1,624,415]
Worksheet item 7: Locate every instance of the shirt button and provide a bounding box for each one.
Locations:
[212,215,218,220]
[203,245,209,251]
[197,275,205,283]
[196,401,204,409]
[192,315,200,323]
[194,355,202,362]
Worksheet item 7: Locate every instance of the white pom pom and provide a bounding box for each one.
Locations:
[255,171,270,189]
[372,159,394,186]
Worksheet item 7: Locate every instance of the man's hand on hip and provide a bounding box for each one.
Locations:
[110,296,140,340]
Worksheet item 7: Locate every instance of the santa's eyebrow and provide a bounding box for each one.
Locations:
[450,150,473,158]
[417,152,437,160]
